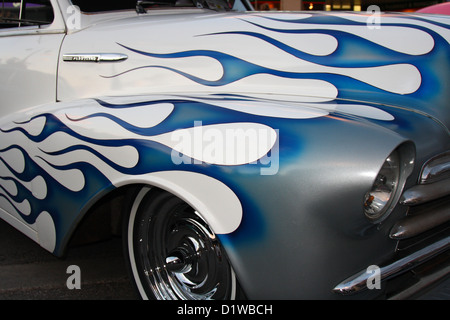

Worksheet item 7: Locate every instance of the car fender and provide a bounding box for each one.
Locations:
[0,94,413,261]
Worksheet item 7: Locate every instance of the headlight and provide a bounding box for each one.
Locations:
[364,150,401,222]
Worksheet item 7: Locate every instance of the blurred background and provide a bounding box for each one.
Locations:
[250,0,448,13]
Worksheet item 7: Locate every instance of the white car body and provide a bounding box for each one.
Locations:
[0,0,449,300]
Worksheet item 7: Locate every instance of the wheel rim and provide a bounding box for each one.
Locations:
[129,188,236,300]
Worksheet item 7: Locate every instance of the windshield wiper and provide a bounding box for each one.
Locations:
[136,0,177,13]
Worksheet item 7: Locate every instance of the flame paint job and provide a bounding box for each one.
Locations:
[0,1,449,299]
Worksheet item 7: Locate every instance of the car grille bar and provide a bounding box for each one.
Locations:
[390,197,450,239]
[400,179,450,206]
[419,151,450,185]
[391,151,450,240]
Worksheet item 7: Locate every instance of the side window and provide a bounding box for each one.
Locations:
[0,0,54,29]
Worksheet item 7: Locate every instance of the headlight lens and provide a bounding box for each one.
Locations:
[364,150,401,222]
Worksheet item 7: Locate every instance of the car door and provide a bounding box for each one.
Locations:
[0,0,65,117]
[0,0,65,240]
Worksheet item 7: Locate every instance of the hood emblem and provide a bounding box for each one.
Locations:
[62,53,128,63]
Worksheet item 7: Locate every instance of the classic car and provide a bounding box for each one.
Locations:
[416,2,450,15]
[0,0,449,300]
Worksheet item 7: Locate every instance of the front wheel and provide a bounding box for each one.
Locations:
[123,186,241,300]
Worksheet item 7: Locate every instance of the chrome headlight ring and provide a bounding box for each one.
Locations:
[364,143,415,223]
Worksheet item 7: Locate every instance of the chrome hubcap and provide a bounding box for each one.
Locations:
[132,193,236,300]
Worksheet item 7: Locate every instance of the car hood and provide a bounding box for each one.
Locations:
[58,10,450,130]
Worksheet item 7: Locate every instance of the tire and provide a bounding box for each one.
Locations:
[123,186,241,300]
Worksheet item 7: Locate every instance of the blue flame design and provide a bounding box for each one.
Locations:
[112,13,450,127]
[1,12,449,255]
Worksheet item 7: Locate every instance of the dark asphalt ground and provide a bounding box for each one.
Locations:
[0,218,448,300]
[0,219,137,300]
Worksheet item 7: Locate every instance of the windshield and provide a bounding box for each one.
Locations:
[70,0,252,12]
[0,0,54,28]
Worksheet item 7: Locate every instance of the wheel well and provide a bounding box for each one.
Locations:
[68,184,143,248]
[67,183,247,299]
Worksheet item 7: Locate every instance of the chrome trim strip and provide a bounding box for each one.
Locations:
[0,28,66,37]
[390,202,450,239]
[420,151,450,185]
[333,236,450,295]
[388,263,450,300]
[400,178,450,206]
[62,53,128,63]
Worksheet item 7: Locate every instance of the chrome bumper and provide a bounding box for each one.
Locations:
[333,236,449,295]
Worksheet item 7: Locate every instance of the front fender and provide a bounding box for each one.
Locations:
[0,94,410,268]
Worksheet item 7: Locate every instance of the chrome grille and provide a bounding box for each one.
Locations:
[390,151,450,241]
[334,151,450,297]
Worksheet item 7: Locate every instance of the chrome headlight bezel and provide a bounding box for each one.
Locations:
[363,143,415,223]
